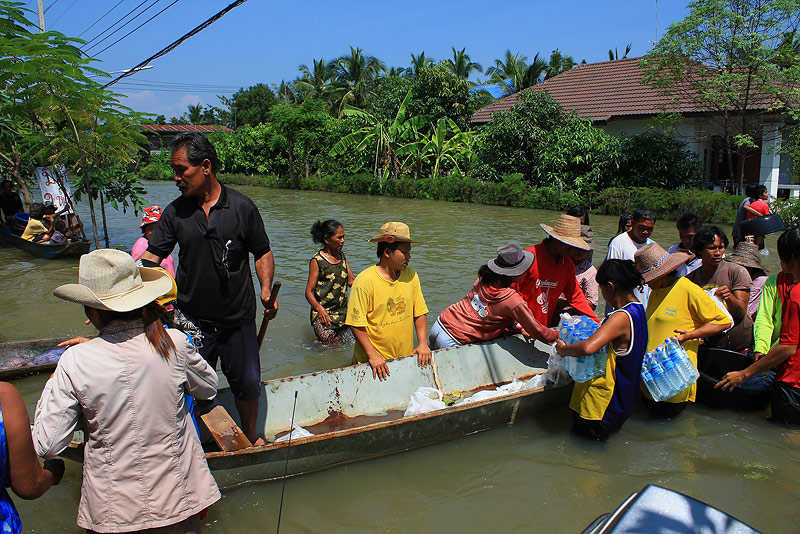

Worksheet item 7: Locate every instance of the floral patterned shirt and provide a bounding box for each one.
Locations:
[311,251,350,328]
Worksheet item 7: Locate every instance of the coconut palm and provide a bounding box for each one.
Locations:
[187,103,203,124]
[332,46,386,114]
[486,50,528,82]
[296,58,335,98]
[443,47,483,81]
[486,50,548,95]
[409,51,434,76]
[608,43,632,61]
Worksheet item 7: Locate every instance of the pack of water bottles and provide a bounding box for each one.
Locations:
[640,337,699,401]
[558,314,607,383]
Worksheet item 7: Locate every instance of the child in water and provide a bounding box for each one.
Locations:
[305,219,354,344]
[556,259,648,441]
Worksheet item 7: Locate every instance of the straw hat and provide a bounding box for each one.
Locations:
[54,249,173,312]
[634,242,693,283]
[369,221,415,243]
[727,241,768,273]
[487,242,534,276]
[540,215,590,250]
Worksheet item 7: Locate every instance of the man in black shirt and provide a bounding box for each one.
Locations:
[0,179,24,230]
[141,132,277,445]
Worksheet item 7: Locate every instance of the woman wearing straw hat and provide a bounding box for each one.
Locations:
[635,243,731,418]
[32,249,220,533]
[513,214,599,328]
[726,240,768,321]
[429,242,557,349]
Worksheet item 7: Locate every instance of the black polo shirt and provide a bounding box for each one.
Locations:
[147,184,271,328]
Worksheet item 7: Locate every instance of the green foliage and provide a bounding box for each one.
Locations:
[616,133,703,188]
[593,187,741,223]
[772,198,800,226]
[140,150,172,180]
[230,83,279,126]
[409,64,479,131]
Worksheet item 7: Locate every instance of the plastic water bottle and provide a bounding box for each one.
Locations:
[641,367,663,400]
[647,355,674,400]
[660,349,685,392]
[560,319,569,340]
[593,349,607,376]
[667,339,698,383]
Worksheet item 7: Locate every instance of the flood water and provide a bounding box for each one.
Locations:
[3,181,799,533]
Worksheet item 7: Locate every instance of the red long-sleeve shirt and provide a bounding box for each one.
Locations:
[512,242,600,327]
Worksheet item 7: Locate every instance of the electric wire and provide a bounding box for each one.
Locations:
[77,0,126,38]
[44,0,62,13]
[81,0,153,49]
[49,0,79,26]
[104,0,248,89]
[93,0,181,56]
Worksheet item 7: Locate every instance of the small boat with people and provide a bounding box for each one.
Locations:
[63,335,569,488]
[0,223,90,259]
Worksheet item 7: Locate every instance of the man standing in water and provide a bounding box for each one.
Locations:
[346,222,431,381]
[607,207,657,307]
[140,132,277,445]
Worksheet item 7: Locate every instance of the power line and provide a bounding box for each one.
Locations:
[93,0,181,56]
[104,0,249,89]
[49,0,79,26]
[44,0,61,13]
[77,0,126,38]
[84,0,163,53]
[82,0,152,49]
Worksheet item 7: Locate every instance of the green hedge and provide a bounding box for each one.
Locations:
[213,172,783,224]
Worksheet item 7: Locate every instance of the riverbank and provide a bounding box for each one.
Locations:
[146,169,800,225]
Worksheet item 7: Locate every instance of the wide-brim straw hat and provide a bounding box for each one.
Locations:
[635,242,694,283]
[487,242,534,276]
[540,215,590,250]
[54,249,173,312]
[369,221,415,243]
[727,241,769,273]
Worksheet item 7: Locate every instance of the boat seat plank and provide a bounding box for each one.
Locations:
[200,406,252,452]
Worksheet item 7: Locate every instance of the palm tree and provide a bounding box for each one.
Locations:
[486,50,527,82]
[332,46,386,114]
[271,80,297,103]
[187,103,203,125]
[608,43,632,61]
[443,47,483,80]
[296,58,335,97]
[409,51,434,76]
[518,53,548,90]
[485,50,547,95]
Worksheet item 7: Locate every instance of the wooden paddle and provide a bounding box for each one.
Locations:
[257,281,281,349]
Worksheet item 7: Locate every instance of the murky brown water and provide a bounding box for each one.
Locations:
[3,181,798,533]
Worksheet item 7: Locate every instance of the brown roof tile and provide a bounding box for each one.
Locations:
[471,57,777,124]
[141,124,233,133]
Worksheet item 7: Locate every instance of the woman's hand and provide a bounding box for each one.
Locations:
[318,308,332,327]
[57,336,91,348]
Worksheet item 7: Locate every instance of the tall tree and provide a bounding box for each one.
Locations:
[296,58,338,107]
[409,51,434,76]
[609,43,633,61]
[187,103,203,125]
[443,47,483,81]
[486,50,548,95]
[642,0,800,192]
[332,46,386,114]
[230,83,278,126]
[545,48,578,79]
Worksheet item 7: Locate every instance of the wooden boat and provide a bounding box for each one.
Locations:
[0,337,69,380]
[63,335,569,489]
[0,228,90,259]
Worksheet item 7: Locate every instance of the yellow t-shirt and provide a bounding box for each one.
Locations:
[21,218,49,241]
[644,277,729,403]
[346,265,428,363]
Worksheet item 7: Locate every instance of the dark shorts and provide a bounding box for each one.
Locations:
[199,323,261,402]
[770,381,800,428]
[641,396,688,419]
[572,411,610,442]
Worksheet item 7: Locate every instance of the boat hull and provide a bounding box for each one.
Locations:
[0,229,90,259]
[0,337,68,380]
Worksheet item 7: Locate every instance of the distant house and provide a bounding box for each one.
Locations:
[471,57,797,198]
[141,124,233,153]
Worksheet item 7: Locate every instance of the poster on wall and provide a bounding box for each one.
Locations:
[34,165,73,214]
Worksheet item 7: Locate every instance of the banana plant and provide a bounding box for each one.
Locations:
[398,117,475,178]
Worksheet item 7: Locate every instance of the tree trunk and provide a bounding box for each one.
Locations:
[303,150,310,180]
[287,136,296,188]
[99,188,110,248]
[65,112,101,249]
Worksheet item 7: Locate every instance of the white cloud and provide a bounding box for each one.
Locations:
[117,91,209,120]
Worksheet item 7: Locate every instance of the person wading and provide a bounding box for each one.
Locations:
[139,132,277,445]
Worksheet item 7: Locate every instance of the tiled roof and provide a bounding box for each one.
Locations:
[141,124,233,133]
[471,57,777,124]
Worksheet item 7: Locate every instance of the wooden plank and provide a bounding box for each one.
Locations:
[200,406,253,452]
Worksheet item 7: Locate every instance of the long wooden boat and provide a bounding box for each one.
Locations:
[0,337,68,380]
[0,229,90,259]
[64,335,569,488]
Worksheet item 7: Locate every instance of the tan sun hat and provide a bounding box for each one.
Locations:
[540,215,590,250]
[369,221,415,243]
[53,249,173,312]
[727,241,768,273]
[634,242,694,283]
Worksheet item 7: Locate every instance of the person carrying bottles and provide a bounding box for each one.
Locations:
[305,219,354,344]
[556,259,648,441]
[429,242,557,350]
[634,243,731,418]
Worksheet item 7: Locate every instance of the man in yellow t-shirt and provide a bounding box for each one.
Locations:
[21,203,53,242]
[346,222,430,381]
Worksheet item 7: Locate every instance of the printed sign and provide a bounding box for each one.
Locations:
[34,165,73,214]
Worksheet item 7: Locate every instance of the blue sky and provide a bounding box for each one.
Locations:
[23,0,692,119]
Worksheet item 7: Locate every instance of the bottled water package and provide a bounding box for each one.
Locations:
[640,337,699,401]
[558,313,607,383]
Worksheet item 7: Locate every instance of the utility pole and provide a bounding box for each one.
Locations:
[36,0,46,32]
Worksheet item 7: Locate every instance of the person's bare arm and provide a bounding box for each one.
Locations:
[255,251,278,319]
[412,314,431,368]
[139,250,164,265]
[0,383,64,499]
[743,205,762,217]
[716,343,796,391]
[673,320,731,343]
[305,259,330,325]
[557,311,628,357]
[351,326,390,380]
[346,260,355,287]
[715,285,749,322]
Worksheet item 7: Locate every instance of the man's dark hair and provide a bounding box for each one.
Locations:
[55,220,66,232]
[749,184,767,200]
[170,132,219,174]
[632,207,657,222]
[376,241,401,258]
[777,227,800,263]
[29,202,45,220]
[596,259,644,293]
[692,225,729,254]
[676,213,702,231]
[477,264,513,288]
[566,205,589,225]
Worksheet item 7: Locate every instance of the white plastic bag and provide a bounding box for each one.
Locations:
[704,288,734,332]
[404,386,447,416]
[274,422,314,443]
[545,343,573,387]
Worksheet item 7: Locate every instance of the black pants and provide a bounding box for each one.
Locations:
[572,411,610,441]
[770,382,800,428]
[642,396,688,419]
